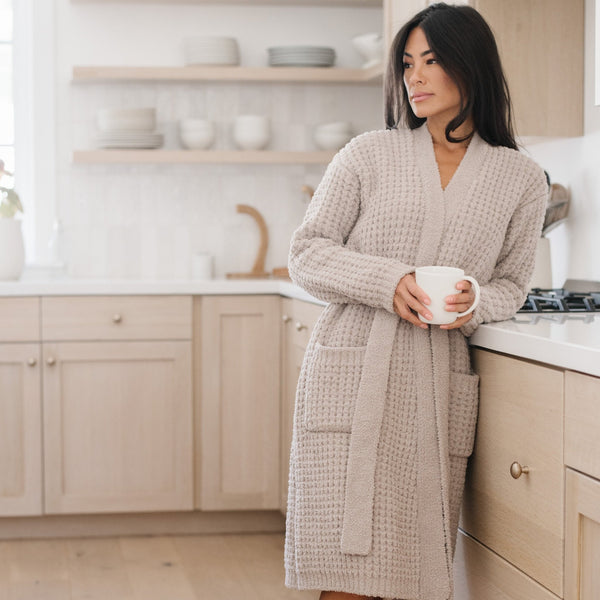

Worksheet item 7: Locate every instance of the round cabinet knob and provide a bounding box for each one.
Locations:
[282,315,291,323]
[27,358,37,367]
[112,314,122,324]
[46,357,56,366]
[295,321,307,332]
[510,461,530,479]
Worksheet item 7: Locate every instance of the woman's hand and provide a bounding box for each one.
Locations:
[393,273,432,329]
[440,280,475,330]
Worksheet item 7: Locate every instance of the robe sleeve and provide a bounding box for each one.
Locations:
[288,152,415,314]
[460,181,548,338]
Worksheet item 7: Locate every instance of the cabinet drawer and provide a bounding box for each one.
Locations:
[42,296,192,341]
[462,350,564,596]
[565,371,600,481]
[454,530,560,600]
[0,297,40,342]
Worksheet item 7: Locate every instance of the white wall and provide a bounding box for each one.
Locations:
[521,0,600,287]
[55,1,383,279]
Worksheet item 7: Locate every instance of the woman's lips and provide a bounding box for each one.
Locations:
[411,92,433,102]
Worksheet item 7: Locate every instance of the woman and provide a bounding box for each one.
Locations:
[284,4,547,600]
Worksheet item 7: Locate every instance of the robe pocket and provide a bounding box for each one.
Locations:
[303,342,366,433]
[448,372,480,457]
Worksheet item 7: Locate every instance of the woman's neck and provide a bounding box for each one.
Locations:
[426,116,474,152]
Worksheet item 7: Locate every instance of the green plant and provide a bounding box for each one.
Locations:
[0,159,23,218]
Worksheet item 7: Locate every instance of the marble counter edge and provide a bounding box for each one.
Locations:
[470,322,600,378]
[0,278,328,305]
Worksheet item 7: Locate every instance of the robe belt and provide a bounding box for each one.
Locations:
[340,308,398,555]
[339,312,453,600]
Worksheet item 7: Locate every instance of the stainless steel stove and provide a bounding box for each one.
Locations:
[518,279,600,314]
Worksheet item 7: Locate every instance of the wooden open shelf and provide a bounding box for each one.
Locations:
[70,0,380,5]
[72,149,337,164]
[72,64,383,84]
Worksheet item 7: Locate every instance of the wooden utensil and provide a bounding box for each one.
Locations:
[226,204,270,279]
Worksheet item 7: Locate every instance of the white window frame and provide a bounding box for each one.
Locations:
[14,0,56,263]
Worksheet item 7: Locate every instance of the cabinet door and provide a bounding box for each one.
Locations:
[473,0,583,137]
[43,341,193,514]
[565,469,600,600]
[279,299,323,513]
[454,529,561,600]
[199,295,281,510]
[0,344,42,516]
[462,349,564,596]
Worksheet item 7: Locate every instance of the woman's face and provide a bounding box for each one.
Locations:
[402,27,463,124]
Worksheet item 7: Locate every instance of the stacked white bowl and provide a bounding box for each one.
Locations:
[95,108,163,149]
[179,118,215,150]
[267,45,335,67]
[184,36,240,66]
[232,115,270,150]
[313,121,353,150]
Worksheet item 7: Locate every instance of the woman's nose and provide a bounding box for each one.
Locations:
[408,66,424,84]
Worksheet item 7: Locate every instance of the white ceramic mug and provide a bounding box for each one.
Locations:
[191,253,213,280]
[415,266,481,325]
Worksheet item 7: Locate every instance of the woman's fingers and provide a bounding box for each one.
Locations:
[393,273,431,328]
[445,280,474,313]
[393,296,428,329]
[440,313,473,330]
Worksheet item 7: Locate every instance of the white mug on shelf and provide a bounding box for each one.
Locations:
[415,266,481,325]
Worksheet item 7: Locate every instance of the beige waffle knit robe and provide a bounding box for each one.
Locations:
[284,124,547,600]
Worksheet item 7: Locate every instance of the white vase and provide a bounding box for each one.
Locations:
[0,219,25,280]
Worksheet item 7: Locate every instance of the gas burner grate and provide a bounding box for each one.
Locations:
[519,288,600,313]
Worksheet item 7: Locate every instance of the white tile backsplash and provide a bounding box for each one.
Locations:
[60,76,382,279]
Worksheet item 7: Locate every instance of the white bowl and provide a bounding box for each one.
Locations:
[179,118,214,131]
[180,125,215,150]
[233,129,270,150]
[352,32,384,68]
[184,36,240,66]
[315,121,353,134]
[97,108,156,132]
[313,129,353,150]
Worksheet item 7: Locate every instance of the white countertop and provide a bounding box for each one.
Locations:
[0,277,325,304]
[471,313,600,378]
[1,278,597,377]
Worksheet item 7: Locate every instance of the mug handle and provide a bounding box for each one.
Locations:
[456,276,481,317]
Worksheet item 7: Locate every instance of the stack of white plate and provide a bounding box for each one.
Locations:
[267,46,336,67]
[95,108,163,149]
[184,36,240,66]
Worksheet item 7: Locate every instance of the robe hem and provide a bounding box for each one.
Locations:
[285,568,420,600]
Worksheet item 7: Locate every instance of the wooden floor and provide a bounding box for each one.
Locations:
[0,532,319,600]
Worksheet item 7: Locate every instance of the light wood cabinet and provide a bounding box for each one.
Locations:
[462,349,564,597]
[198,295,281,511]
[383,0,584,137]
[454,530,561,600]
[279,298,324,513]
[0,343,43,516]
[564,370,600,600]
[41,295,193,515]
[42,340,193,514]
[565,469,600,600]
[0,297,40,342]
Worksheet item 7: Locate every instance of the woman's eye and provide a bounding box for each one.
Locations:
[403,62,412,69]
[427,58,438,65]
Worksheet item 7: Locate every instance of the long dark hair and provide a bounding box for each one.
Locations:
[384,2,517,150]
